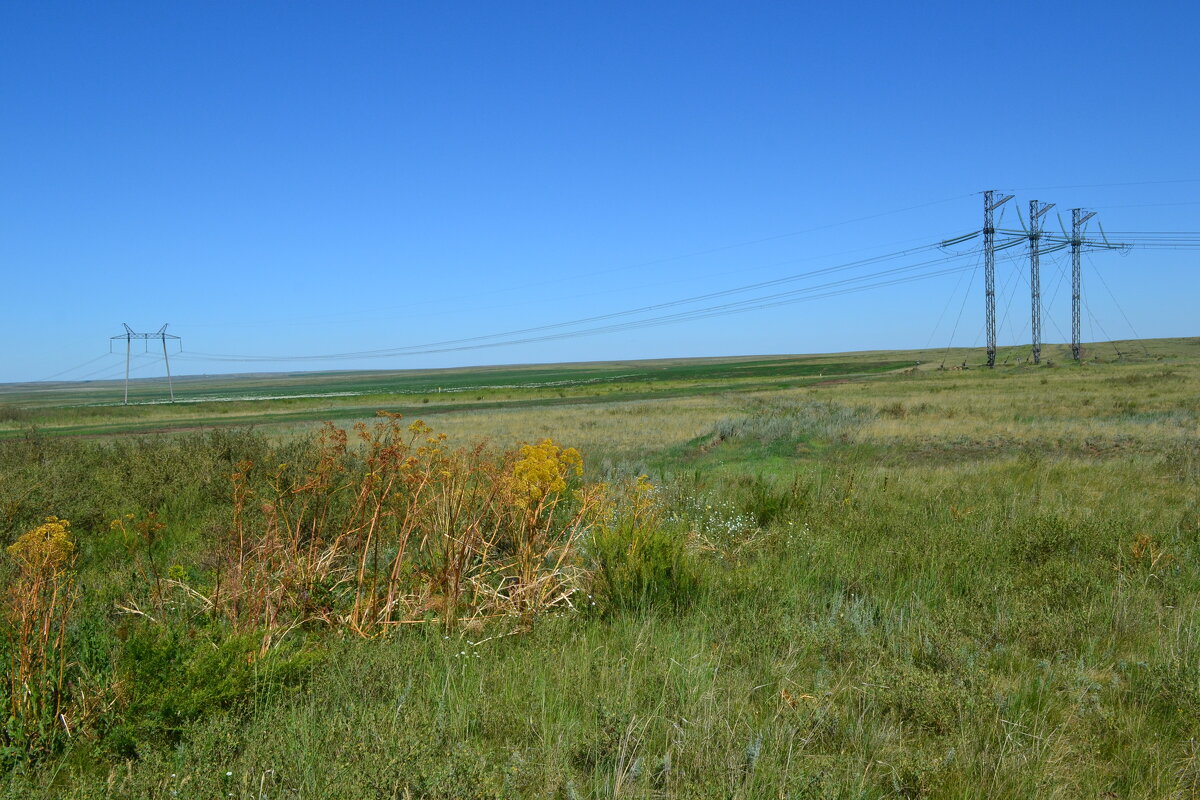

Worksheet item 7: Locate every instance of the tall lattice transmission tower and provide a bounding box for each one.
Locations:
[1070,208,1097,361]
[1027,200,1054,365]
[110,324,181,405]
[982,190,1013,367]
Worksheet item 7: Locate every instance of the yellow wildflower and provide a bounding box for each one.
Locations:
[8,516,75,574]
[510,439,583,506]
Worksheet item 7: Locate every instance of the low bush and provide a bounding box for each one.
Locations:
[736,473,810,528]
[588,521,702,613]
[104,625,318,758]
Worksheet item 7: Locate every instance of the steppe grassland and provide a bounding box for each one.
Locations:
[833,359,1200,453]
[314,393,745,460]
[332,347,1200,462]
[0,358,867,438]
[0,339,1198,799]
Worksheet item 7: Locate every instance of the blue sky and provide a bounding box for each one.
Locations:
[2,1,1197,382]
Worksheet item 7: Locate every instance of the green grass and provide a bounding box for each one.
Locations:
[0,356,912,439]
[1,338,1198,798]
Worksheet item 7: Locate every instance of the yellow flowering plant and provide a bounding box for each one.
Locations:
[4,516,78,757]
[509,439,583,508]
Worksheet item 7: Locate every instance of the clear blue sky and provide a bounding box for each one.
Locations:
[2,1,1197,382]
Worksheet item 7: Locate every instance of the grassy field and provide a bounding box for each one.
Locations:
[1,338,1198,798]
[0,353,916,439]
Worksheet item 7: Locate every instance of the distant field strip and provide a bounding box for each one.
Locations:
[0,359,914,439]
[69,375,646,408]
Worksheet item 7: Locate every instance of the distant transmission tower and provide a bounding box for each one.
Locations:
[1070,208,1097,361]
[1028,200,1054,365]
[110,324,181,405]
[983,190,1013,367]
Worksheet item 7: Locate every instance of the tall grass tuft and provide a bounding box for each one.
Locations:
[589,476,703,612]
[1,517,78,762]
[707,400,873,448]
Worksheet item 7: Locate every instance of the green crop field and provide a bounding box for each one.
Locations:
[0,353,917,439]
[1,337,1198,798]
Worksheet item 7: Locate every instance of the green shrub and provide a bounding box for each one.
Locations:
[737,474,809,528]
[870,661,974,735]
[588,521,701,612]
[104,625,318,758]
[0,405,30,424]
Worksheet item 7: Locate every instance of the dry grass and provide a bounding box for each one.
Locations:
[148,415,652,652]
[312,394,742,460]
[3,517,78,756]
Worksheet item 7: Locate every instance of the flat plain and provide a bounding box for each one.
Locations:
[1,337,1198,798]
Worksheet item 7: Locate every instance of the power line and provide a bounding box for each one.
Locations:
[924,257,973,348]
[1085,252,1143,342]
[166,218,1138,372]
[34,353,112,383]
[178,251,991,364]
[1084,296,1123,359]
[939,248,981,367]
[1036,255,1075,347]
[995,248,1025,346]
[74,353,162,384]
[176,194,977,330]
[33,187,1181,386]
[183,236,982,363]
